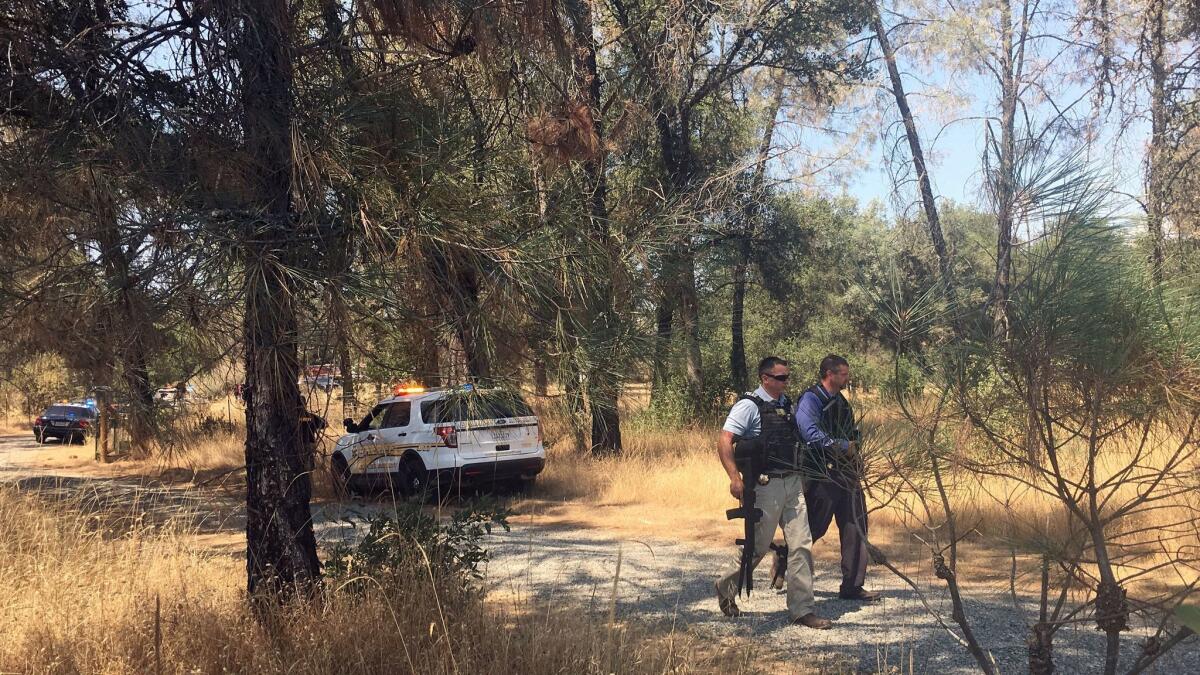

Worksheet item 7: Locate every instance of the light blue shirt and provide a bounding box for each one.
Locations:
[722,386,788,439]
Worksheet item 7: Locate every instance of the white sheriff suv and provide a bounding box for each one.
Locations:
[330,385,545,499]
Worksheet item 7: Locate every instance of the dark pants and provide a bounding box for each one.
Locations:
[805,475,869,594]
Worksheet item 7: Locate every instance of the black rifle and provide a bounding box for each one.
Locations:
[725,435,768,596]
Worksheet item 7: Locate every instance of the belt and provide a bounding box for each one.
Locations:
[764,470,802,479]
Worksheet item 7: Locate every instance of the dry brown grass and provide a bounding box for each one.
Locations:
[537,427,728,513]
[0,422,30,436]
[0,486,757,674]
[525,400,1200,597]
[15,387,1194,606]
[0,393,767,674]
[0,408,33,436]
[19,389,1195,672]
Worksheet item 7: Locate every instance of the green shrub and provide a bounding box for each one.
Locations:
[323,500,512,593]
[879,353,925,402]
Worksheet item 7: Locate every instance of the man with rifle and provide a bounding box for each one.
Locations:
[715,356,832,629]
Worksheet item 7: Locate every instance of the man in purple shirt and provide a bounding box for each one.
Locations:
[795,354,880,602]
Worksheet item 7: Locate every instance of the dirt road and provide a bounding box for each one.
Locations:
[3,434,1196,673]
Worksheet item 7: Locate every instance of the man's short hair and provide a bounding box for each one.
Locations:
[819,354,849,380]
[757,356,789,378]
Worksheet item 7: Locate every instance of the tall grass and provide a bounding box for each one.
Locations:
[530,399,1200,592]
[17,387,1193,592]
[0,487,755,674]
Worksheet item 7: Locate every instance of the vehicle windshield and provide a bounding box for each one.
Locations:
[421,391,534,424]
[44,405,93,417]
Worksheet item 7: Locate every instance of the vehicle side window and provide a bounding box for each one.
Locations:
[381,402,411,429]
[361,405,385,431]
[417,395,534,423]
[420,400,447,424]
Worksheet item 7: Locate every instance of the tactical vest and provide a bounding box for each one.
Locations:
[738,393,803,474]
[805,384,860,476]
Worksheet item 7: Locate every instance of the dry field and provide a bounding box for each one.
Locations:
[2,387,1197,673]
[0,485,758,674]
[20,389,1199,589]
[0,415,30,437]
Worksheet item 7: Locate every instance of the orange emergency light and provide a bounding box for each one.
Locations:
[392,382,426,396]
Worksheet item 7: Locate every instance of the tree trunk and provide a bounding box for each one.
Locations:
[987,0,1021,338]
[562,364,588,451]
[1146,0,1167,283]
[651,294,674,403]
[533,359,548,396]
[677,251,704,406]
[653,104,704,411]
[870,2,953,288]
[566,0,623,453]
[611,2,708,413]
[731,78,785,392]
[235,0,321,602]
[121,353,156,457]
[526,149,554,401]
[458,269,490,381]
[330,291,356,419]
[96,386,111,463]
[426,245,490,381]
[321,0,359,420]
[90,172,156,457]
[414,312,442,387]
[588,370,622,453]
[730,240,750,392]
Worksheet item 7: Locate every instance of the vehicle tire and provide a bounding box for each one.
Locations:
[400,457,431,502]
[34,429,44,444]
[507,477,536,495]
[331,454,353,499]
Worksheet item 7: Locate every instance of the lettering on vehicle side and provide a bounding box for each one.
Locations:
[350,443,442,471]
[457,416,537,430]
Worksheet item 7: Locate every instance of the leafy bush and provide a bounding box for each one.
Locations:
[878,353,925,402]
[628,375,725,430]
[8,353,76,416]
[776,315,906,396]
[323,500,512,592]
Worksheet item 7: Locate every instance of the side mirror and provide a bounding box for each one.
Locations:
[343,418,357,433]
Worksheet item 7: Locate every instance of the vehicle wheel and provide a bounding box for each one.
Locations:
[510,477,536,495]
[331,454,353,499]
[400,457,431,502]
[34,429,45,444]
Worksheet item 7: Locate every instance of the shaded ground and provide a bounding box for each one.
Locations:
[2,434,1197,673]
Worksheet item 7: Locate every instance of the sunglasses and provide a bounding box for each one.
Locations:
[763,373,789,382]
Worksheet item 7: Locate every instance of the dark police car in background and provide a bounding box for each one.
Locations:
[32,404,97,444]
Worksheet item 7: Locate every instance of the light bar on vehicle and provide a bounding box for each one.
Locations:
[392,382,426,395]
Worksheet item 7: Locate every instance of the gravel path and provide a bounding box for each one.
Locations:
[5,434,1199,674]
[315,505,1200,674]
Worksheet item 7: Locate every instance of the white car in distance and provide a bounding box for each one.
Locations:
[330,385,545,500]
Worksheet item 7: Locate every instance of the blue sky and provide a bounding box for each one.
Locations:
[767,37,1154,229]
[837,107,1149,222]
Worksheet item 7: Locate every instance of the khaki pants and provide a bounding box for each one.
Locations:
[716,473,815,619]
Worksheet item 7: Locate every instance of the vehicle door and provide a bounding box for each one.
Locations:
[344,403,385,473]
[415,397,455,472]
[367,401,413,475]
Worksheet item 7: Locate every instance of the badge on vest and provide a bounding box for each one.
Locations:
[775,408,788,417]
